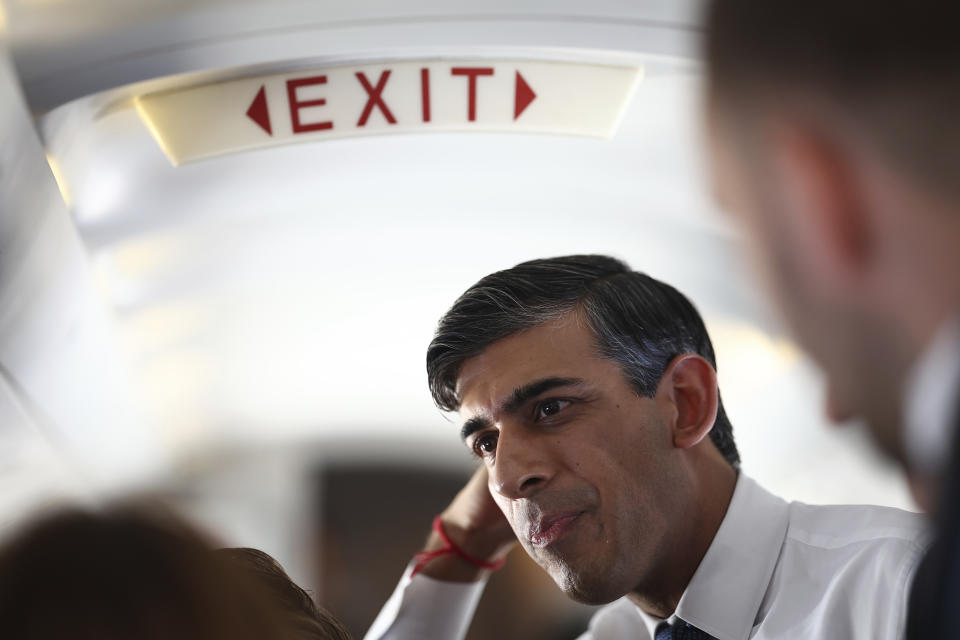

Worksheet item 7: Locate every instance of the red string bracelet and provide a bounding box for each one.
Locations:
[410,515,507,577]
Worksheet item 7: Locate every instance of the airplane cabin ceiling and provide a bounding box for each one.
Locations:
[0,0,914,510]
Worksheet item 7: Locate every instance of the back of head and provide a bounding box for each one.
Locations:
[704,0,960,199]
[0,504,288,640]
[427,254,740,468]
[218,547,352,640]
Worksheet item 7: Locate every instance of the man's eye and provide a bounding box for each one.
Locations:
[472,433,498,457]
[535,399,571,420]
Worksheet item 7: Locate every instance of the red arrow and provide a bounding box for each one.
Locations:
[246,85,272,135]
[514,71,536,120]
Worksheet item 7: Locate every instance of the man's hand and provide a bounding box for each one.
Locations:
[419,466,518,582]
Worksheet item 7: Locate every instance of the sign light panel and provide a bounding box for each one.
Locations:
[135,60,643,165]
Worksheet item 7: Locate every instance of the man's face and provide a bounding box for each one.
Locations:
[705,106,906,461]
[456,315,684,604]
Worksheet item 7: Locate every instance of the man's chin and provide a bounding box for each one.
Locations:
[558,577,626,606]
[545,561,627,606]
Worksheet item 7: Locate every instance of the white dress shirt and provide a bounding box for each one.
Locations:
[365,474,928,640]
[903,315,960,474]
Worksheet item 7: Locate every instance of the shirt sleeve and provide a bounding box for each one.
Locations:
[363,562,488,640]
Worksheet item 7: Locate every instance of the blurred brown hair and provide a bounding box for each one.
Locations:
[219,547,351,640]
[703,0,960,198]
[0,503,291,639]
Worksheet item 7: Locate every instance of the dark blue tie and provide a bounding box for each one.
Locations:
[654,619,715,640]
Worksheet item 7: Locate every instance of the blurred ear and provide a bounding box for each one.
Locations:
[659,354,719,450]
[767,117,871,286]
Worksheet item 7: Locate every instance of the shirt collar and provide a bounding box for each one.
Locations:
[633,474,790,640]
[634,609,670,639]
[903,314,960,474]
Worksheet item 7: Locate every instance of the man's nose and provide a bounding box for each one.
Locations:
[489,427,554,500]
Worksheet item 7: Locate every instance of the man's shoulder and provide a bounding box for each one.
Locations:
[754,501,929,638]
[784,500,929,553]
[776,500,930,595]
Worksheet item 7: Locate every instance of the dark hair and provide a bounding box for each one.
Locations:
[703,0,960,197]
[426,255,740,468]
[218,547,351,640]
[0,503,292,639]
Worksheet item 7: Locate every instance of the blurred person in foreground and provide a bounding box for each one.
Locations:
[365,255,926,640]
[0,502,350,640]
[702,2,960,637]
[219,547,351,640]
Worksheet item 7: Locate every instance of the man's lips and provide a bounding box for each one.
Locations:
[528,512,583,548]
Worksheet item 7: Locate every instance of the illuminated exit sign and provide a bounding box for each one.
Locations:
[135,60,643,165]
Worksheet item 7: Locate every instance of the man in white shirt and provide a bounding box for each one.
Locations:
[701,2,960,637]
[365,256,926,640]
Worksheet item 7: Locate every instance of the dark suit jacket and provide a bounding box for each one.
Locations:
[906,397,960,638]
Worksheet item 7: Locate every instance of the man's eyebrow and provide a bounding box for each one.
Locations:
[503,377,584,414]
[460,416,491,443]
[458,377,584,442]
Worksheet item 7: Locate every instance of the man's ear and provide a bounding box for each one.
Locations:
[767,117,872,286]
[659,354,719,450]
